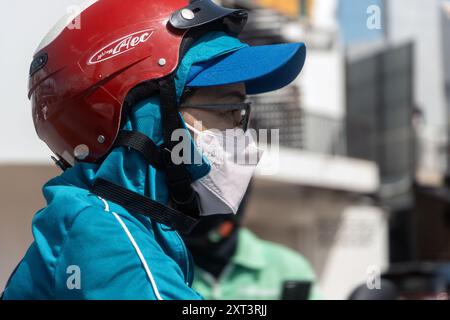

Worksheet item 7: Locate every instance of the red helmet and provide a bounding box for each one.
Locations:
[29,0,247,166]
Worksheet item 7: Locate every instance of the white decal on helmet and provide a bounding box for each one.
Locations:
[88,29,154,65]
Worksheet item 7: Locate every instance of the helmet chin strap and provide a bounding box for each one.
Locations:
[89,74,202,235]
[158,75,202,217]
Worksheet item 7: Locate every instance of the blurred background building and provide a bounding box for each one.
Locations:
[2,0,450,299]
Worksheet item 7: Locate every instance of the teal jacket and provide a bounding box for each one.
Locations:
[3,170,201,300]
[2,32,247,300]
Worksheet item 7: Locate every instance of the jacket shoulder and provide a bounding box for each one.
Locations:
[52,201,200,299]
[253,232,316,280]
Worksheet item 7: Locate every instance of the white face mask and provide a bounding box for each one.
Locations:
[186,123,263,216]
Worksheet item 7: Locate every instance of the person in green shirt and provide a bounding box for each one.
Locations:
[183,187,322,300]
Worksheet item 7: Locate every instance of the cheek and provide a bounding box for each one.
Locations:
[232,110,242,124]
[203,112,234,130]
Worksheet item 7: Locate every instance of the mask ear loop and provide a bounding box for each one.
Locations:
[185,122,203,135]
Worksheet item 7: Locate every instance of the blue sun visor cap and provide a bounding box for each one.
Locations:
[186,42,307,95]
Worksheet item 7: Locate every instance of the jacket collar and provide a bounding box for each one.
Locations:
[232,228,266,270]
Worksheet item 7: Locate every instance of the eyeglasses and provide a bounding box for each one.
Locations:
[180,102,252,131]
